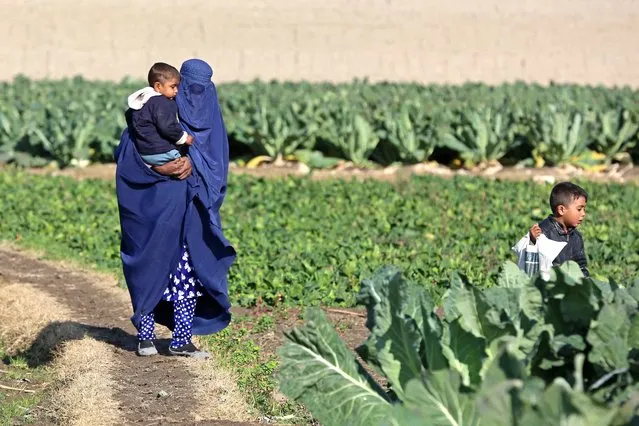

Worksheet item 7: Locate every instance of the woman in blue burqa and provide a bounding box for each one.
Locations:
[114,59,235,357]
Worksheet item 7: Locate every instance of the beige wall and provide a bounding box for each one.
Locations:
[2,0,638,86]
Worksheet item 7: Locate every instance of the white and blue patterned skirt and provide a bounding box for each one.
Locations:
[162,244,204,302]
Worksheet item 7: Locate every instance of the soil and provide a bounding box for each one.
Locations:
[15,161,639,185]
[239,306,368,361]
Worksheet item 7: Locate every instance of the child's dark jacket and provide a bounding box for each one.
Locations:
[539,215,589,277]
[125,88,185,155]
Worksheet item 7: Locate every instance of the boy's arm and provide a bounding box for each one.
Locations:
[529,223,542,244]
[574,233,589,277]
[152,99,189,144]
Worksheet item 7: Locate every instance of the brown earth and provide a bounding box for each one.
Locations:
[231,305,369,369]
[2,0,639,87]
[19,161,639,185]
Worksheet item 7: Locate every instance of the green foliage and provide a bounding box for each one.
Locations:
[375,102,438,164]
[532,105,592,166]
[279,308,391,425]
[254,314,276,333]
[278,264,639,426]
[593,108,639,162]
[1,77,639,168]
[441,106,520,167]
[1,170,639,307]
[0,341,50,425]
[0,76,128,167]
[229,97,319,158]
[201,325,278,415]
[200,316,308,422]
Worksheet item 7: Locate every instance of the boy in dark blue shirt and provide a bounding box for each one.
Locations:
[529,182,589,277]
[125,62,193,165]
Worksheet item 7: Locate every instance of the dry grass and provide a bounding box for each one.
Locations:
[184,356,255,423]
[0,280,122,425]
[52,338,122,426]
[0,280,74,356]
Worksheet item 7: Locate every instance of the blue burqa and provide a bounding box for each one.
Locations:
[115,59,235,335]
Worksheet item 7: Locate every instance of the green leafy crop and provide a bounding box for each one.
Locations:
[1,171,638,307]
[278,263,639,425]
[1,77,638,168]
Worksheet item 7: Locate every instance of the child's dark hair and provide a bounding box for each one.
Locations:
[147,62,180,86]
[550,182,588,214]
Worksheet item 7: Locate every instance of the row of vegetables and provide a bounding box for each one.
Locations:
[1,76,638,169]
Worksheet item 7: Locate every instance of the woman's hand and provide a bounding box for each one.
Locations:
[152,157,193,180]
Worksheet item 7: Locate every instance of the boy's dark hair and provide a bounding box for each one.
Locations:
[147,62,180,86]
[550,182,588,215]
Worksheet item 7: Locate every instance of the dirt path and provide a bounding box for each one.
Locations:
[0,247,256,425]
[17,161,639,185]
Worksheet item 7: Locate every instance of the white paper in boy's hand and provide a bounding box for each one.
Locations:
[536,234,567,263]
[537,235,567,278]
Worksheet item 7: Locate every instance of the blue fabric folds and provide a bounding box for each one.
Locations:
[115,58,235,336]
[176,59,231,213]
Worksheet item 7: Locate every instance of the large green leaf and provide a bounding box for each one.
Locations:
[587,298,633,374]
[475,347,527,426]
[497,261,531,289]
[421,302,449,371]
[380,405,433,426]
[278,308,391,426]
[540,263,597,334]
[356,267,408,371]
[443,275,486,339]
[375,294,427,400]
[519,379,619,426]
[399,372,479,426]
[440,318,487,387]
[356,267,434,375]
[355,266,434,399]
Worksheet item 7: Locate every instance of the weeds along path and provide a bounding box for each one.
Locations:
[0,246,256,425]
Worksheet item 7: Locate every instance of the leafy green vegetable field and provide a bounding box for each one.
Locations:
[279,263,639,425]
[1,77,639,168]
[1,170,638,307]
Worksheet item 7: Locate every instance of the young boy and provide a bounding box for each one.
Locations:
[125,62,193,165]
[529,181,589,277]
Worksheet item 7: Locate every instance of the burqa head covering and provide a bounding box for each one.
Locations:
[175,58,230,210]
[176,59,215,130]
